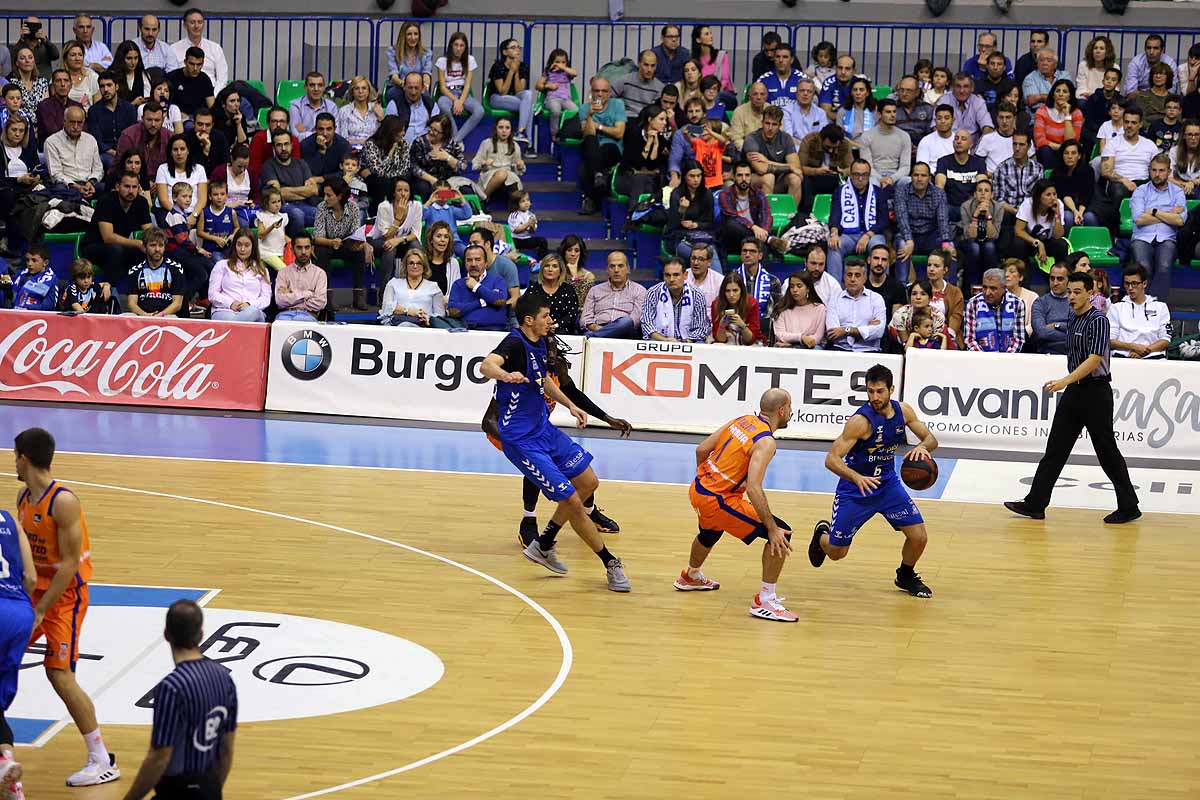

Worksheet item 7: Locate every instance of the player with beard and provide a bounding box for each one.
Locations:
[674,388,800,622]
[808,364,938,597]
[483,332,632,548]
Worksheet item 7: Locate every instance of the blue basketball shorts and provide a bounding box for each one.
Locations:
[829,479,924,547]
[0,598,35,709]
[501,424,594,503]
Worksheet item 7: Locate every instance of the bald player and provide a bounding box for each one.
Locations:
[674,388,798,622]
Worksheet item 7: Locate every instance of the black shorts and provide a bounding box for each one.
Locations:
[154,771,222,800]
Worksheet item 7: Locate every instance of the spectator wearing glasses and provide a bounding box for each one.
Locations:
[1125,34,1179,98]
[684,243,723,301]
[578,77,626,215]
[488,39,533,147]
[1170,120,1200,198]
[962,32,1012,84]
[653,25,690,85]
[289,71,336,143]
[827,159,887,280]
[1108,263,1171,359]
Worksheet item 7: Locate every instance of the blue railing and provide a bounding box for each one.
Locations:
[1,14,1194,106]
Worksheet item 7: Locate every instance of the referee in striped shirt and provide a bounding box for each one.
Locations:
[123,600,237,800]
[1005,271,1141,524]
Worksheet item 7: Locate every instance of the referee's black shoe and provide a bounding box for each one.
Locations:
[1103,508,1142,524]
[1004,500,1045,520]
[519,516,539,548]
[809,520,829,567]
[590,506,620,533]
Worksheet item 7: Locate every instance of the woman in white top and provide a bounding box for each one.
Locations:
[208,229,272,322]
[435,32,485,145]
[1003,258,1040,339]
[1170,120,1200,198]
[1074,35,1115,99]
[62,41,100,108]
[372,178,424,288]
[155,133,207,214]
[139,76,185,134]
[1014,179,1068,266]
[336,76,385,149]
[471,117,525,200]
[380,248,447,327]
[220,144,256,228]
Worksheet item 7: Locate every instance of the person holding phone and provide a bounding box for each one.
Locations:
[12,17,59,78]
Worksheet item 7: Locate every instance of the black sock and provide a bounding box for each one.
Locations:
[582,493,595,510]
[898,562,915,577]
[522,478,540,514]
[596,546,616,566]
[538,521,562,551]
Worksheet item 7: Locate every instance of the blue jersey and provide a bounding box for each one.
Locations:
[203,205,236,239]
[491,331,551,441]
[0,510,30,604]
[837,400,907,495]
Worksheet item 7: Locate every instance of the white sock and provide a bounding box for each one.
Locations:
[83,728,109,764]
[582,504,594,515]
[687,566,702,579]
[522,510,536,518]
[760,582,776,601]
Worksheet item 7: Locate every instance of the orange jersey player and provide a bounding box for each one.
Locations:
[14,428,120,787]
[675,388,799,622]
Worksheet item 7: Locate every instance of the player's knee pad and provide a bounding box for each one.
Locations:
[696,528,723,548]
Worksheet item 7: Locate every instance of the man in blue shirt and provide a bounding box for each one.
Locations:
[1021,49,1069,112]
[757,44,805,110]
[1130,153,1187,299]
[86,72,135,171]
[448,245,509,330]
[819,55,858,120]
[962,32,1013,83]
[652,24,689,85]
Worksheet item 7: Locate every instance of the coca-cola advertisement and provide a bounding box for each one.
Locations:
[0,311,269,411]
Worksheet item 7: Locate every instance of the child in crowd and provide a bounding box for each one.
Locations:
[1097,97,1125,154]
[508,190,548,260]
[5,245,58,311]
[64,258,120,314]
[689,118,732,189]
[423,182,472,257]
[1149,95,1183,152]
[163,182,213,302]
[256,187,289,271]
[906,309,946,350]
[536,48,578,142]
[341,152,370,216]
[700,76,727,120]
[807,42,837,88]
[197,180,239,262]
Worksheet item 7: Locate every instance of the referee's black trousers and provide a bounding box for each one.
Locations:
[1024,377,1140,512]
[154,771,221,800]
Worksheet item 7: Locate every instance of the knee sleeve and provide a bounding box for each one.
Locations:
[522,477,540,512]
[696,528,723,548]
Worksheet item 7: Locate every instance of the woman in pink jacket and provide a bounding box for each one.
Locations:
[208,229,272,322]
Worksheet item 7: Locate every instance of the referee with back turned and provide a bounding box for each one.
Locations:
[1004,271,1141,524]
[122,600,237,800]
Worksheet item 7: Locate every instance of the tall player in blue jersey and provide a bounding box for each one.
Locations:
[808,364,939,597]
[480,293,632,592]
[0,508,37,799]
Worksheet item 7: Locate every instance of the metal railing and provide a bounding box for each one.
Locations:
[2,14,1195,106]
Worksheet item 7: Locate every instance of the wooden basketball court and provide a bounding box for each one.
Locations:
[10,451,1200,799]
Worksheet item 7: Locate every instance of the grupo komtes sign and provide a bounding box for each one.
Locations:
[903,349,1200,458]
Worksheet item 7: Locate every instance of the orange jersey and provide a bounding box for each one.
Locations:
[18,481,93,592]
[695,414,774,496]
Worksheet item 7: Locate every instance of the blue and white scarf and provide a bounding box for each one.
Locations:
[735,264,773,314]
[651,282,697,340]
[837,181,877,234]
[969,291,1019,352]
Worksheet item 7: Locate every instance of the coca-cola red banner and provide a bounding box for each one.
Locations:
[0,311,269,410]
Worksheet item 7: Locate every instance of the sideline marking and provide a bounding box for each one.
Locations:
[1,473,573,798]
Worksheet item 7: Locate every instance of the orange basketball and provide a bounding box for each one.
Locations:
[901,457,938,491]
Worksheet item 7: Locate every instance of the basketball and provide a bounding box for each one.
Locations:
[901,457,939,491]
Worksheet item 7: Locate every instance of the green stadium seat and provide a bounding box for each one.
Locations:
[275,80,305,111]
[766,193,797,233]
[482,86,515,120]
[873,85,891,100]
[533,83,581,128]
[811,193,832,224]
[1067,226,1120,267]
[1119,197,1132,237]
[245,79,269,101]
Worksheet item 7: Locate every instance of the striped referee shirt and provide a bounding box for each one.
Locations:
[151,657,238,777]
[1067,306,1111,378]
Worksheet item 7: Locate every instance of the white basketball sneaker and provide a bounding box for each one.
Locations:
[66,753,120,787]
[0,757,23,799]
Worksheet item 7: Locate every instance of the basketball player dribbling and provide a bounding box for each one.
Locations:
[14,428,120,786]
[808,365,937,598]
[481,295,632,592]
[675,388,799,622]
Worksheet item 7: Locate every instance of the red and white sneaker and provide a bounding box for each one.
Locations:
[673,570,720,591]
[0,757,23,800]
[748,593,799,622]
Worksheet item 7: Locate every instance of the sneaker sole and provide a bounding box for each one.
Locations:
[672,580,720,591]
[894,582,933,598]
[66,767,120,787]
[522,549,568,575]
[748,606,798,622]
[608,581,631,592]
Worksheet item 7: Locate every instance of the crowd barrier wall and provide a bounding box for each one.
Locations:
[0,310,270,411]
[3,14,1194,114]
[2,312,1197,459]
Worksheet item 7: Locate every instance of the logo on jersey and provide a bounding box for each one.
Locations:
[194,705,230,752]
[281,330,332,381]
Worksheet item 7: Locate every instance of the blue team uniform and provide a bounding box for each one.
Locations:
[492,331,593,502]
[829,400,924,546]
[0,510,35,710]
[203,204,236,241]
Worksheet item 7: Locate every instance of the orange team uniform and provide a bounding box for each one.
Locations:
[18,481,93,671]
[690,414,775,540]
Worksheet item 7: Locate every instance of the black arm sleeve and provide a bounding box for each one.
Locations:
[561,380,609,421]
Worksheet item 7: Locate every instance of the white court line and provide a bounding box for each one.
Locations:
[3,473,574,798]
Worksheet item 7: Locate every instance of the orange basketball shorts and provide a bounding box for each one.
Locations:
[29,584,89,671]
[689,479,763,542]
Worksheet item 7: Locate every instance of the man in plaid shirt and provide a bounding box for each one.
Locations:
[893,162,954,282]
[993,131,1042,253]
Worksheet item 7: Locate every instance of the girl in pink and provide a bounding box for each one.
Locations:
[208,229,272,322]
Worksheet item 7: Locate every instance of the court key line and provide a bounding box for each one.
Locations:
[5,473,575,799]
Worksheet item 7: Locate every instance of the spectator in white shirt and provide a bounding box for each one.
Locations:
[381,248,447,327]
[72,14,112,73]
[171,9,229,92]
[803,245,841,306]
[1101,106,1163,205]
[975,102,1017,174]
[916,104,955,168]
[824,259,885,352]
[45,106,102,199]
[1108,263,1171,359]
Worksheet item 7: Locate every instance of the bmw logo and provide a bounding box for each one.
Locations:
[281,330,332,381]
